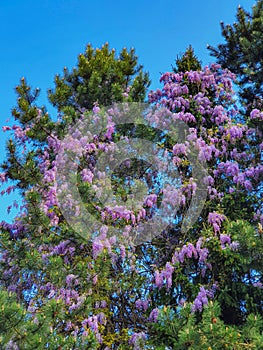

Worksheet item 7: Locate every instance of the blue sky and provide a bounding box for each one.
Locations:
[0,0,256,221]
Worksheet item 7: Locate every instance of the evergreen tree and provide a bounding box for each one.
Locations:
[173,45,202,73]
[1,45,263,350]
[208,1,263,111]
[48,42,150,113]
[0,43,151,349]
[147,56,263,328]
[1,43,150,192]
[148,301,263,349]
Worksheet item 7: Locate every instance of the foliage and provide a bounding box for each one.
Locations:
[148,301,263,349]
[0,44,263,350]
[173,45,202,73]
[48,42,150,113]
[208,0,263,112]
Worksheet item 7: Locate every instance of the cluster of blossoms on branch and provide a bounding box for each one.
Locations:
[0,63,262,349]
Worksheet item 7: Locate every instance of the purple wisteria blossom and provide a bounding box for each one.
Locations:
[92,105,100,114]
[129,332,147,350]
[220,234,231,246]
[229,241,240,251]
[135,299,149,312]
[95,300,107,309]
[5,340,20,350]
[2,58,262,349]
[208,212,226,233]
[80,168,94,183]
[154,270,163,288]
[191,285,217,313]
[149,308,159,322]
[154,262,174,290]
[253,282,263,289]
[250,108,263,120]
[66,274,78,286]
[172,238,208,265]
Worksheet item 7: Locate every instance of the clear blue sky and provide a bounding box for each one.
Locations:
[0,0,256,221]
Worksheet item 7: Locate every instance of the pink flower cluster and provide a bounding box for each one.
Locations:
[208,212,226,233]
[191,284,217,312]
[2,62,263,348]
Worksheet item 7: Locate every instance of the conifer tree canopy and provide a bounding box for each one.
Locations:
[48,42,150,113]
[208,1,263,111]
[0,42,263,349]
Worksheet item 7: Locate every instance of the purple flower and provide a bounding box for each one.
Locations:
[2,125,11,132]
[66,274,77,286]
[82,330,89,338]
[243,180,252,191]
[154,270,163,288]
[191,287,210,313]
[7,284,17,293]
[212,105,229,125]
[53,240,70,255]
[95,332,103,344]
[229,187,235,194]
[135,299,149,311]
[203,175,214,186]
[225,161,239,176]
[220,234,231,246]
[253,282,263,289]
[92,105,100,114]
[198,247,209,263]
[119,245,126,259]
[250,109,263,120]
[5,340,20,350]
[87,316,99,332]
[93,275,98,285]
[173,143,187,156]
[65,321,73,331]
[208,212,226,233]
[129,332,146,350]
[173,238,209,266]
[229,241,239,251]
[97,312,107,325]
[48,289,56,298]
[226,125,245,141]
[27,304,37,313]
[191,297,203,312]
[100,225,108,236]
[178,298,186,307]
[100,300,107,308]
[92,239,104,259]
[81,169,94,183]
[149,308,159,322]
[105,123,115,139]
[186,243,196,258]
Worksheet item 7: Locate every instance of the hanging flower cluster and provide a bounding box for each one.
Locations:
[1,64,262,348]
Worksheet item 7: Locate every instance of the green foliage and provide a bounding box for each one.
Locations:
[148,301,263,349]
[1,42,262,349]
[207,220,263,325]
[0,288,100,349]
[0,42,151,350]
[48,42,150,113]
[173,45,202,73]
[208,1,263,111]
[12,77,56,142]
